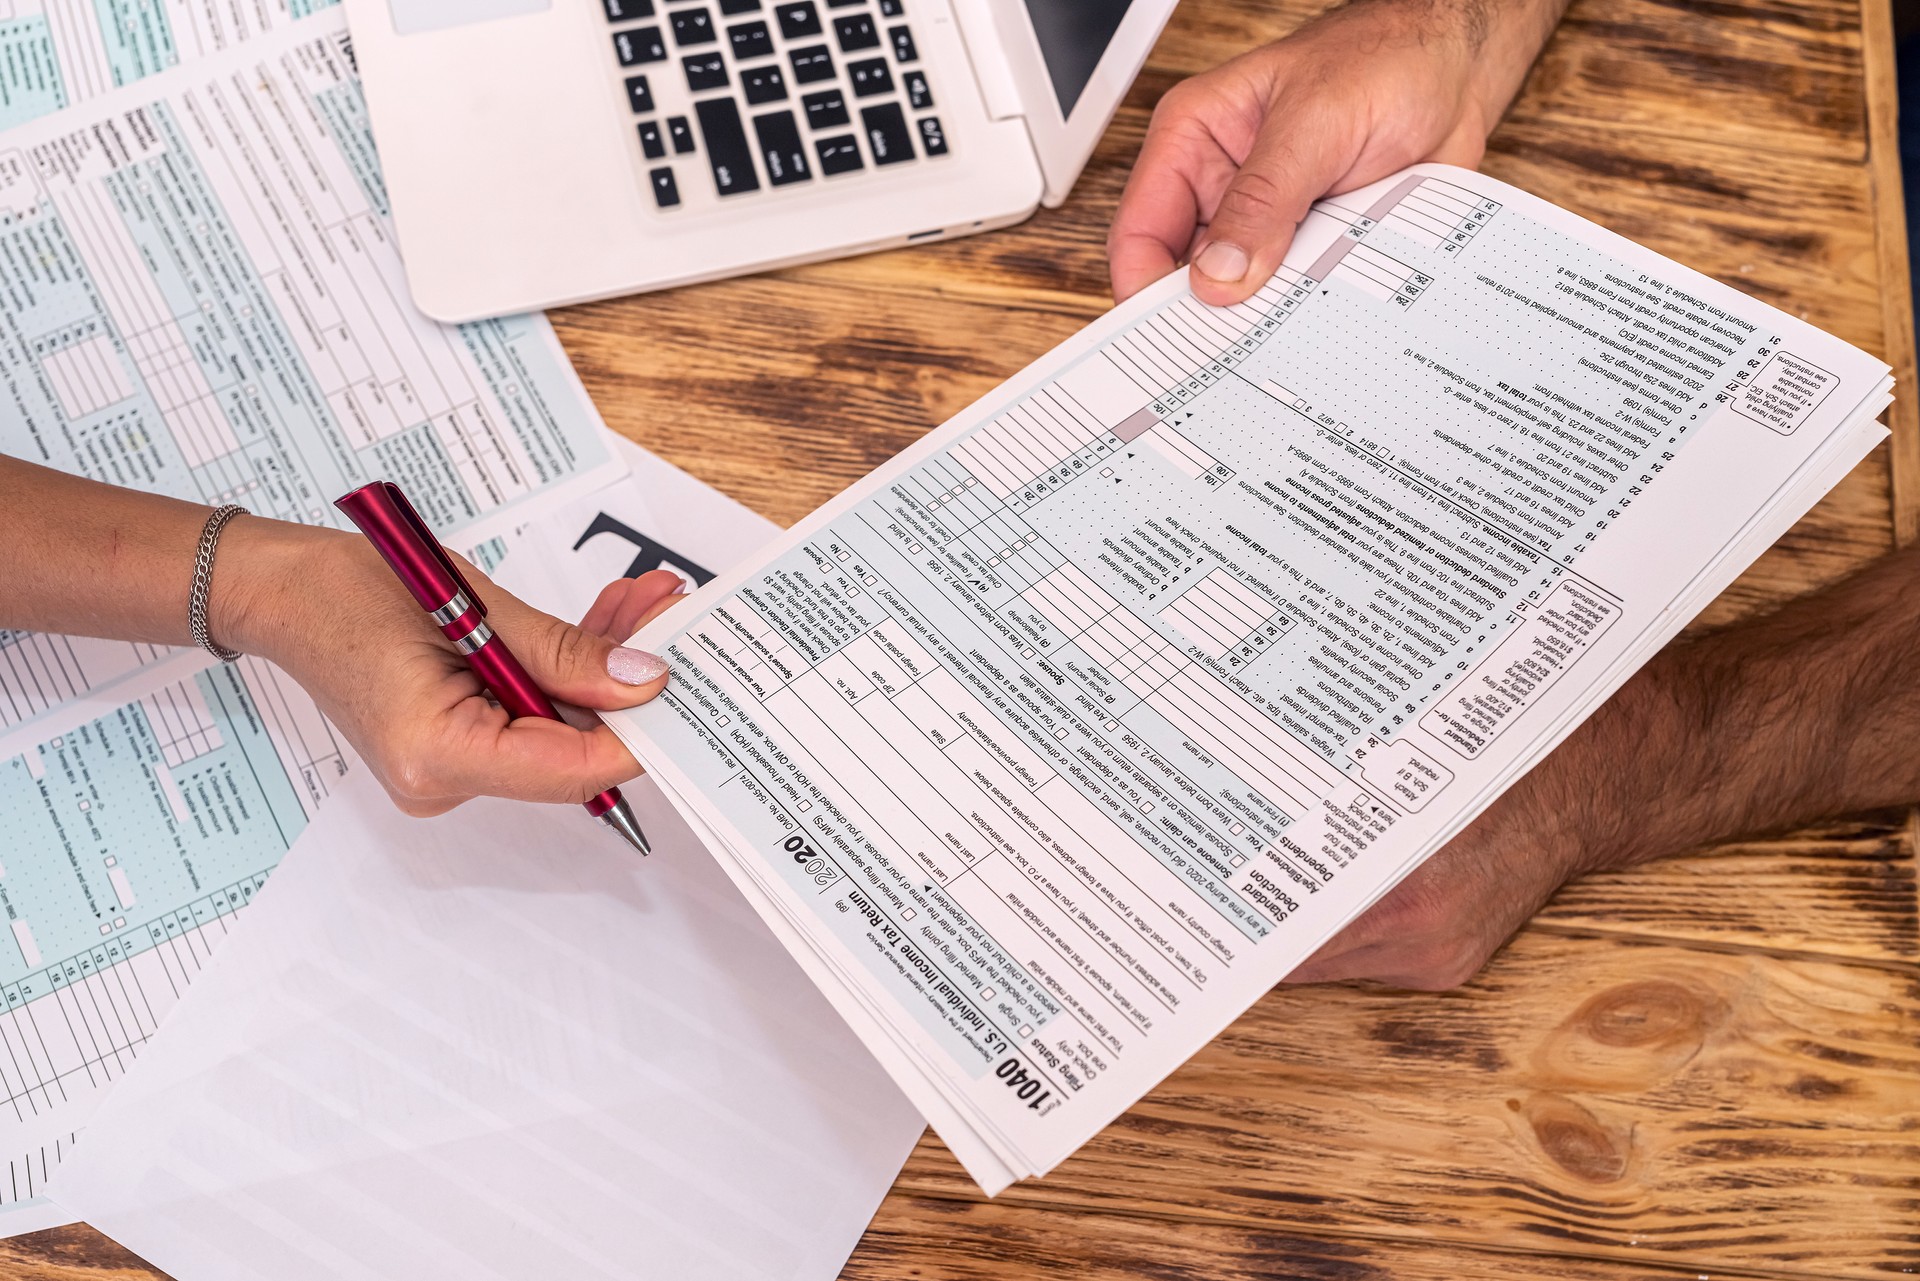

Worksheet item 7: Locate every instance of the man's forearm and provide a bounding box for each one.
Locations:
[1352,0,1572,132]
[1509,544,1920,876]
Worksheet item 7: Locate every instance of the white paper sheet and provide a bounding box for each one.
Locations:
[52,775,924,1281]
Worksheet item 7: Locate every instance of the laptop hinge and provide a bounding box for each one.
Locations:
[947,0,1024,121]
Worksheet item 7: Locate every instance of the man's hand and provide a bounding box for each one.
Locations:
[1110,0,1568,305]
[1282,540,1920,989]
[1284,784,1591,990]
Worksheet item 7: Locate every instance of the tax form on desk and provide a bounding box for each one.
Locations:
[0,8,620,742]
[608,164,1894,1191]
[0,9,629,1226]
[0,0,336,131]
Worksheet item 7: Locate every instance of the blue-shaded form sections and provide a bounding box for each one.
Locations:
[312,78,389,218]
[0,664,305,1007]
[0,85,602,539]
[0,104,341,515]
[92,0,176,86]
[0,17,66,130]
[1,100,393,523]
[0,2,342,131]
[466,535,512,574]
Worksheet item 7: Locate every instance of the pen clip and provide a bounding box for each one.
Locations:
[380,482,487,619]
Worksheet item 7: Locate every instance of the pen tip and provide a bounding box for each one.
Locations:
[599,801,651,856]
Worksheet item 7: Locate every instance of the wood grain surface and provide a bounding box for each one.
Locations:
[16,0,1916,1276]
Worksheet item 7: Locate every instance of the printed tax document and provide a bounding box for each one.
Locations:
[607,164,1893,1192]
[0,430,757,1237]
[0,0,336,132]
[52,553,923,1281]
[0,7,622,750]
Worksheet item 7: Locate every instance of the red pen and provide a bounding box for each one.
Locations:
[335,481,649,854]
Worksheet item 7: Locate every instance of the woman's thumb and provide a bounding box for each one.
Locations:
[485,592,670,710]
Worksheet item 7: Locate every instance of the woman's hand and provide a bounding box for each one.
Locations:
[1109,0,1564,305]
[214,519,684,817]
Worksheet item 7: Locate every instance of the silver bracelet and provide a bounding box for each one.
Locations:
[189,505,250,663]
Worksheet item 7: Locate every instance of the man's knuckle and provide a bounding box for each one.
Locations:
[1153,79,1197,116]
[1219,169,1286,223]
[1428,941,1482,990]
[1373,889,1445,942]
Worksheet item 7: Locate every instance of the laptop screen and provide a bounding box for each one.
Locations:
[1020,0,1136,118]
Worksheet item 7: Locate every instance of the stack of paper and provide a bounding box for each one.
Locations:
[604,164,1892,1191]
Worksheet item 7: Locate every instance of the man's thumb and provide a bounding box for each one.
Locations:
[1190,111,1347,306]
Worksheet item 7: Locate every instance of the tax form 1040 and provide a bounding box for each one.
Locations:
[606,163,1893,1192]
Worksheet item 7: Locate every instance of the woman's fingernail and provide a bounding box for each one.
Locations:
[1195,241,1248,283]
[607,647,669,685]
[672,578,692,595]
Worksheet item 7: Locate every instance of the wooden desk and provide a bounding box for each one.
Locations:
[11,0,1915,1275]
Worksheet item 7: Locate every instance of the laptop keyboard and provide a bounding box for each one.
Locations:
[604,0,949,209]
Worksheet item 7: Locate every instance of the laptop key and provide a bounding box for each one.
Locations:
[752,111,813,185]
[832,13,878,50]
[650,167,682,207]
[742,63,789,104]
[670,8,716,44]
[695,98,762,194]
[877,0,902,14]
[605,0,654,19]
[624,75,656,112]
[888,25,917,62]
[827,0,863,7]
[857,67,903,102]
[915,115,946,156]
[667,115,696,152]
[801,88,849,128]
[727,19,773,58]
[638,120,667,159]
[860,102,914,164]
[815,134,863,175]
[903,69,932,109]
[614,27,667,64]
[683,52,728,91]
[847,56,892,97]
[788,44,835,83]
[719,0,761,11]
[774,1,821,38]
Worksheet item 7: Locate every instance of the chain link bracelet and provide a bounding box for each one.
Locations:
[189,505,250,662]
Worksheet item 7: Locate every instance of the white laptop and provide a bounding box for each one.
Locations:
[344,0,1177,321]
